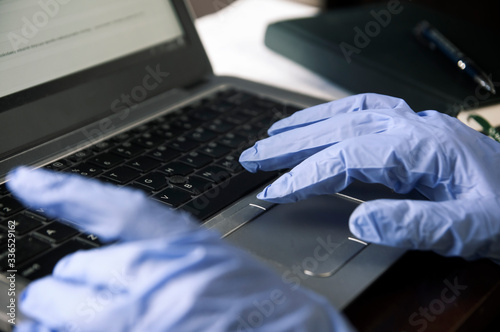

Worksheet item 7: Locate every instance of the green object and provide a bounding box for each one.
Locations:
[468,114,500,142]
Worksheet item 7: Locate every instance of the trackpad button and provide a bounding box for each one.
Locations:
[303,238,367,277]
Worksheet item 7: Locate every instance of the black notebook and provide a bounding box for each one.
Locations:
[265,3,500,116]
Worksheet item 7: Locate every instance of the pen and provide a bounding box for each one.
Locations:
[413,20,496,94]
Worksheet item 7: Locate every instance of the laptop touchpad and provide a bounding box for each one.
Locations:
[225,195,366,278]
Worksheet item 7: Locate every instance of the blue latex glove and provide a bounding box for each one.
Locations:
[7,167,354,332]
[239,93,500,263]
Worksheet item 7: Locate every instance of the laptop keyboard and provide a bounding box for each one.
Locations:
[0,88,300,281]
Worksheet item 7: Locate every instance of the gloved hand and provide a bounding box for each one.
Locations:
[7,167,353,332]
[239,93,500,263]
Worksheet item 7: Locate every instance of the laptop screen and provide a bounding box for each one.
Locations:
[0,0,184,99]
[0,0,211,170]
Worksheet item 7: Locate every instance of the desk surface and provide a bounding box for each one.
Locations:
[195,0,351,102]
[344,251,500,331]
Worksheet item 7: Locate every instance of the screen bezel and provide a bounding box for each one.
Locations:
[0,0,212,159]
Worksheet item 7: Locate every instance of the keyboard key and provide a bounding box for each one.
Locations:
[1,236,51,270]
[89,152,124,169]
[217,133,248,148]
[239,123,265,138]
[198,142,230,158]
[172,115,201,131]
[168,175,189,185]
[127,183,155,195]
[34,221,79,243]
[253,115,279,130]
[248,99,281,115]
[24,208,52,221]
[19,240,94,280]
[111,142,144,159]
[209,100,234,113]
[44,159,71,171]
[171,176,212,194]
[135,172,169,191]
[241,101,271,116]
[148,145,181,162]
[187,127,217,142]
[112,132,132,142]
[77,233,104,246]
[102,166,141,184]
[159,162,194,176]
[154,124,183,139]
[190,107,219,121]
[205,119,235,133]
[0,196,24,217]
[196,166,232,183]
[131,133,165,148]
[168,136,198,152]
[68,149,93,163]
[154,187,192,207]
[178,151,212,168]
[215,154,244,173]
[226,110,252,125]
[68,162,103,177]
[2,214,43,235]
[126,156,161,172]
[92,140,114,152]
[253,98,281,109]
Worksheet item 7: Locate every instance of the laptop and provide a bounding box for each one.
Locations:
[0,0,424,329]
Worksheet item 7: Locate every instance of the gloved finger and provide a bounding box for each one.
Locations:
[268,93,410,136]
[19,277,130,331]
[349,197,500,261]
[50,229,218,288]
[240,110,394,173]
[50,244,138,291]
[6,167,198,241]
[13,321,52,332]
[256,133,437,203]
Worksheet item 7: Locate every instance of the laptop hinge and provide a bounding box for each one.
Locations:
[183,76,212,91]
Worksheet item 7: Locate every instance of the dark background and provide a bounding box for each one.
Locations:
[189,0,500,32]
